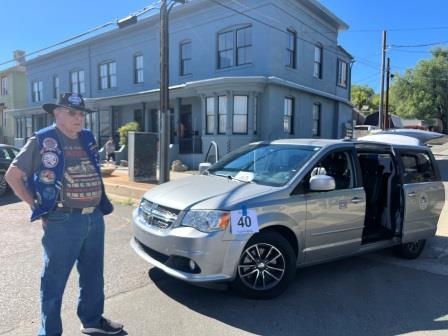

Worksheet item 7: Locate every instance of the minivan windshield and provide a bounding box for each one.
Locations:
[208,143,320,186]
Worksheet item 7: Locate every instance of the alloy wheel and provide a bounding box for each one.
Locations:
[238,243,286,291]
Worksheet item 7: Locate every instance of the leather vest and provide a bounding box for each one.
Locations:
[30,125,113,221]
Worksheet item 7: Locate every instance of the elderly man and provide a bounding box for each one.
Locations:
[5,93,123,336]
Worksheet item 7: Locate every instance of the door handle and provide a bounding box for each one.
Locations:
[351,197,363,204]
[408,191,417,197]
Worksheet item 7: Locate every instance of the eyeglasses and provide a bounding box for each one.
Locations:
[67,109,86,117]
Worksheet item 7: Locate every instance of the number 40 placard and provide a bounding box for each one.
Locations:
[230,208,259,234]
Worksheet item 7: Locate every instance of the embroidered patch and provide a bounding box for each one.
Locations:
[42,138,58,150]
[39,170,56,184]
[42,152,59,168]
[68,94,82,105]
[42,187,56,200]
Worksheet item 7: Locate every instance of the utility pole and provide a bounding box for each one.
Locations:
[378,30,387,129]
[384,57,391,129]
[159,0,170,183]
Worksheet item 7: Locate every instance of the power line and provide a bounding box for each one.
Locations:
[0,1,161,69]
[390,40,448,48]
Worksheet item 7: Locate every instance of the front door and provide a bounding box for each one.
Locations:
[400,150,445,242]
[179,105,192,153]
[304,150,366,263]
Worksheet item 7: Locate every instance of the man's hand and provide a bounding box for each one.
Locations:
[5,166,35,209]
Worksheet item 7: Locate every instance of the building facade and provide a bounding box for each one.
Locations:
[0,51,27,145]
[12,0,353,167]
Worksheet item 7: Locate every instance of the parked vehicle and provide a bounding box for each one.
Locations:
[0,144,20,196]
[131,135,445,299]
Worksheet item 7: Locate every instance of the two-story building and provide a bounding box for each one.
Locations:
[0,51,27,145]
[11,0,353,167]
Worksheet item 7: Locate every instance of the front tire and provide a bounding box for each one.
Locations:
[231,231,296,300]
[395,239,426,259]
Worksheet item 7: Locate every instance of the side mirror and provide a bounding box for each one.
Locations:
[199,162,212,175]
[310,174,335,192]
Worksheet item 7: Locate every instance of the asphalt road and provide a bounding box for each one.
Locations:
[0,157,447,336]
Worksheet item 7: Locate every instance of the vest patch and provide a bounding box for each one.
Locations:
[42,152,59,168]
[39,170,56,184]
[43,137,58,150]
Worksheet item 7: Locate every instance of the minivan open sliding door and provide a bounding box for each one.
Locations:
[398,149,445,243]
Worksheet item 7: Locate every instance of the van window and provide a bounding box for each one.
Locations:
[400,152,437,184]
[208,144,319,187]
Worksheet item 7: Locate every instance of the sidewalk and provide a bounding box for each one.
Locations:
[102,166,196,202]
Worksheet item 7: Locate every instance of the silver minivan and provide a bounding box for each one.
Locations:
[131,137,445,299]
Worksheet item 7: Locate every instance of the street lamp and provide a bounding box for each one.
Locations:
[159,0,186,183]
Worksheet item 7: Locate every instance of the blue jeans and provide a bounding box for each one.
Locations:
[38,208,105,336]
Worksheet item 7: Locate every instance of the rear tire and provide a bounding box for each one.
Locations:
[231,231,296,300]
[395,239,426,259]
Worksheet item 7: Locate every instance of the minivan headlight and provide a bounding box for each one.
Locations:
[180,210,230,233]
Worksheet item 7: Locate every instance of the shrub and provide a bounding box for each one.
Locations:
[118,121,140,146]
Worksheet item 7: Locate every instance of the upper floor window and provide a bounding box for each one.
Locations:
[337,59,348,88]
[0,76,8,96]
[99,61,117,90]
[134,54,144,84]
[218,26,252,69]
[32,80,43,102]
[180,41,192,76]
[233,95,248,134]
[312,103,321,136]
[314,45,323,79]
[218,96,227,134]
[206,97,215,135]
[53,76,60,99]
[284,97,294,134]
[286,29,297,68]
[70,70,85,95]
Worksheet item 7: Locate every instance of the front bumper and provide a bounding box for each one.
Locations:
[131,208,246,283]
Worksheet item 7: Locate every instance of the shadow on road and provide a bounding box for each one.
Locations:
[0,190,21,206]
[149,254,448,336]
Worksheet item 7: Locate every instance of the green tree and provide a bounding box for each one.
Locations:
[118,121,140,146]
[351,84,380,111]
[390,47,448,132]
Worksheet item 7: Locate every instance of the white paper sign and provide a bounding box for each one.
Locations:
[234,171,255,182]
[231,209,259,234]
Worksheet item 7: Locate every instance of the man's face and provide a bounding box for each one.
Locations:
[53,107,85,135]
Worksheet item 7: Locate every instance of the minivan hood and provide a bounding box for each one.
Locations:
[142,175,273,210]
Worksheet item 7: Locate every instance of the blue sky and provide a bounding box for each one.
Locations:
[2,0,447,92]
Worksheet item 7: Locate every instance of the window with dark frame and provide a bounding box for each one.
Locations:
[99,61,117,90]
[0,76,8,96]
[286,29,297,68]
[206,97,215,134]
[312,103,321,136]
[233,95,248,134]
[236,26,252,66]
[337,59,348,88]
[180,41,192,76]
[283,97,294,134]
[218,26,252,69]
[53,76,59,99]
[314,45,323,79]
[134,54,144,84]
[32,80,43,102]
[70,70,85,94]
[218,95,227,134]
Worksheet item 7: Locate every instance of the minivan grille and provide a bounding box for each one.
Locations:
[139,199,179,229]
